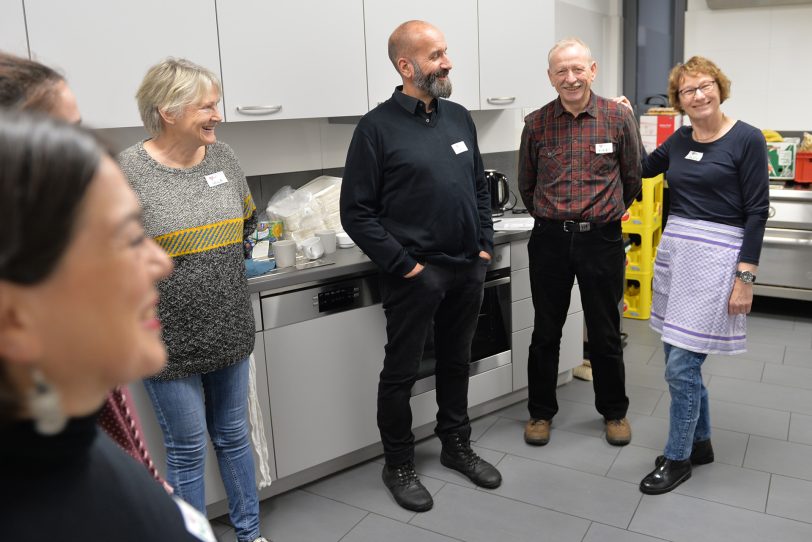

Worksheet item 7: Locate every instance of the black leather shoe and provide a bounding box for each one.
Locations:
[640,458,692,495]
[440,433,502,489]
[382,462,433,512]
[655,439,714,467]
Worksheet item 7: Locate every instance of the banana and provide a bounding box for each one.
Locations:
[762,129,783,142]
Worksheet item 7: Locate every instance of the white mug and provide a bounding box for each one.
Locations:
[315,229,337,254]
[272,239,297,268]
[300,237,324,260]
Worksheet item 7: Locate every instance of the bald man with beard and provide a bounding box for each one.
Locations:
[340,20,501,512]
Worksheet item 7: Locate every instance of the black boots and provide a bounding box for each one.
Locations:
[440,433,502,489]
[640,458,692,495]
[655,439,715,467]
[382,462,433,512]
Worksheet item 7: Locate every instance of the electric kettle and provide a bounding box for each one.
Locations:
[485,169,510,216]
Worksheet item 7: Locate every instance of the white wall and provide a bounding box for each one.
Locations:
[97,0,624,176]
[555,0,623,98]
[0,0,28,57]
[685,0,812,131]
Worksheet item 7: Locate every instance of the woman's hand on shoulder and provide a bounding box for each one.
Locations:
[612,96,634,112]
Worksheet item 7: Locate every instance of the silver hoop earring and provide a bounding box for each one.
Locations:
[27,369,67,435]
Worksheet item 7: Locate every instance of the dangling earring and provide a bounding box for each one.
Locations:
[27,368,66,435]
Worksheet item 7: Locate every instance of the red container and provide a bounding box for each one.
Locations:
[797,151,812,183]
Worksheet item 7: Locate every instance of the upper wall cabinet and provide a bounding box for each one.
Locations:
[24,0,221,129]
[479,0,556,110]
[0,0,29,57]
[364,0,480,111]
[217,0,368,122]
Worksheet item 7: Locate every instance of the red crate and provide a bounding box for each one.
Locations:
[796,151,812,183]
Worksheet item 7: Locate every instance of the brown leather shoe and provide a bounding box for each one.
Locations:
[605,418,631,446]
[524,418,551,446]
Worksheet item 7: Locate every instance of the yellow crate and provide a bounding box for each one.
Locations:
[625,227,662,274]
[624,271,653,320]
[622,175,664,232]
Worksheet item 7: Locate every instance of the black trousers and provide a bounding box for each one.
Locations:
[378,259,487,466]
[527,220,629,421]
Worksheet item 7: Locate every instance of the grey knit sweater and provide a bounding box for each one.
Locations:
[119,141,257,380]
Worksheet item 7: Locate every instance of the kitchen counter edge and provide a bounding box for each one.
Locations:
[247,230,531,294]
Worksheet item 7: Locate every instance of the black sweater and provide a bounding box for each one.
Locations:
[0,414,208,542]
[340,87,493,276]
[642,121,769,264]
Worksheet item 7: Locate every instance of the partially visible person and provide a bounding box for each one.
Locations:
[0,50,166,485]
[0,111,213,541]
[341,20,501,513]
[518,38,641,448]
[0,52,80,122]
[628,56,769,495]
[119,58,269,542]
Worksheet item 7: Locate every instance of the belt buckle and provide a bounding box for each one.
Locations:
[563,220,590,233]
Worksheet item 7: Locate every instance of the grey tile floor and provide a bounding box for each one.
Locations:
[214,297,812,542]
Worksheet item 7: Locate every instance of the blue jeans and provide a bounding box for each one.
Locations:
[663,343,710,461]
[144,358,260,542]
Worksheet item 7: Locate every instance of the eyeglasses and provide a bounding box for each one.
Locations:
[678,81,717,99]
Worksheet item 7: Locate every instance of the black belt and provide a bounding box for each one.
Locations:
[535,219,610,233]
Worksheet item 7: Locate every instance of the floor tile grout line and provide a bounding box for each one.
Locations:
[336,511,370,542]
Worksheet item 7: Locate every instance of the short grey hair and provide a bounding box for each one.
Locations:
[548,37,594,65]
[136,58,221,136]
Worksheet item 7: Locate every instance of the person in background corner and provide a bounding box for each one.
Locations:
[0,51,168,487]
[518,37,641,449]
[118,58,270,542]
[0,111,216,541]
[340,20,501,513]
[616,56,769,495]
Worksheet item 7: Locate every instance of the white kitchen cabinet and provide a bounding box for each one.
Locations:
[216,0,368,122]
[478,0,556,110]
[363,0,480,111]
[24,0,220,129]
[0,0,28,57]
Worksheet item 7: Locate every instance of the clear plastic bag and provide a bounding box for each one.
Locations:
[265,177,344,245]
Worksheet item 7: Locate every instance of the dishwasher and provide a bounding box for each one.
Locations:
[260,273,387,478]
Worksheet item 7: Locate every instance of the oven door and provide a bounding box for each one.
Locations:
[754,227,812,300]
[411,266,512,396]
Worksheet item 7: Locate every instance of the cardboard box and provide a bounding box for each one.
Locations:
[767,138,799,180]
[640,113,683,154]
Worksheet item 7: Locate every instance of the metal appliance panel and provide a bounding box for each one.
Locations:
[756,227,812,291]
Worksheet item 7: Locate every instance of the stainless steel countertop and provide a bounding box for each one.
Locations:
[247,230,531,295]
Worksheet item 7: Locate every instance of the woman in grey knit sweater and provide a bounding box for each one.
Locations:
[118,58,269,542]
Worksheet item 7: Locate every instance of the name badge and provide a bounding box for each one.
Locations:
[451,141,468,154]
[174,497,216,542]
[595,142,614,154]
[205,171,228,187]
[685,151,704,162]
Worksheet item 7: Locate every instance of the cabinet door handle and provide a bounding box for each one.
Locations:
[236,105,282,115]
[486,96,516,105]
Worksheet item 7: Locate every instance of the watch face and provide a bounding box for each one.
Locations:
[737,270,755,283]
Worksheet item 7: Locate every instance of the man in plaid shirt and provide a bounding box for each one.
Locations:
[518,37,642,448]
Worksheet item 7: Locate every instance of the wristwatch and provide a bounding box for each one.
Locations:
[735,270,756,284]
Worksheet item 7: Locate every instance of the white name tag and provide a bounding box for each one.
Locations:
[451,141,468,154]
[685,151,704,162]
[595,142,614,154]
[174,497,216,542]
[205,171,228,187]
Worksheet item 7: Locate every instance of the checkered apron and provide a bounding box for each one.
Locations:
[649,216,747,355]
